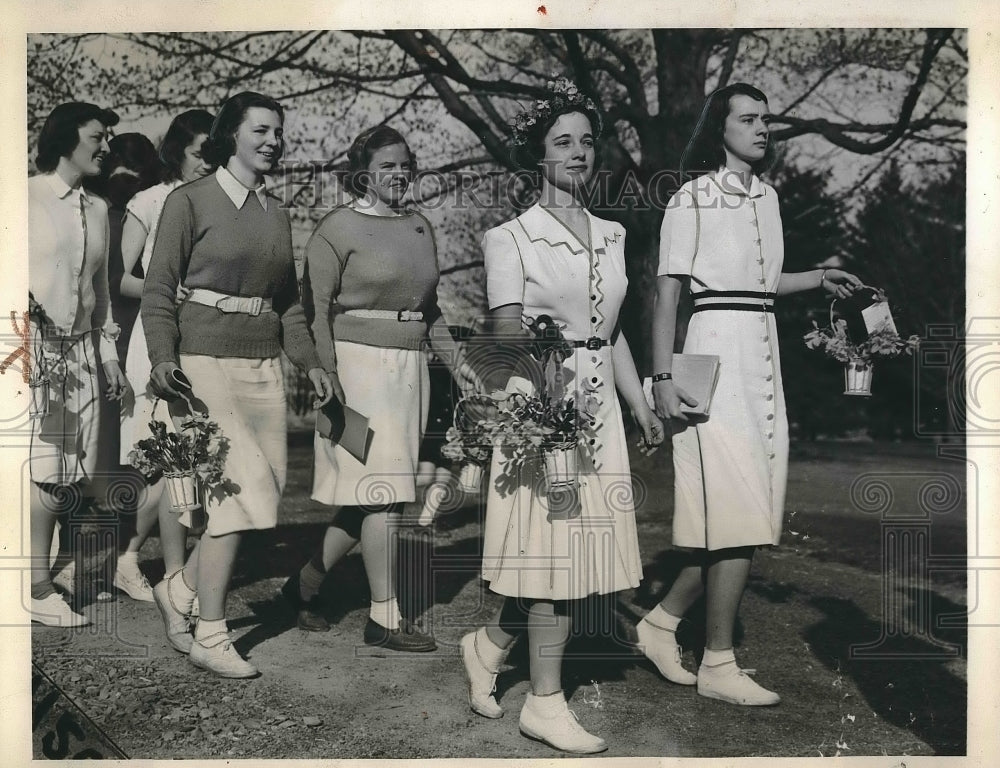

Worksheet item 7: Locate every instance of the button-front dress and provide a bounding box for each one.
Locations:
[480,203,643,600]
[658,168,789,550]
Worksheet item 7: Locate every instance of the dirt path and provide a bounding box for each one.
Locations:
[31,441,967,758]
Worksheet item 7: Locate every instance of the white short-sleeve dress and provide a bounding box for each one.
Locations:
[480,203,643,600]
[657,168,789,550]
[119,180,181,463]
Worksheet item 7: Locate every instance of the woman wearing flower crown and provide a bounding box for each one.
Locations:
[640,83,863,705]
[459,78,663,754]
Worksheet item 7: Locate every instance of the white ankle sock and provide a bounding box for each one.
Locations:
[702,647,736,667]
[167,571,196,613]
[195,617,228,640]
[369,598,401,630]
[644,604,682,631]
[475,627,510,671]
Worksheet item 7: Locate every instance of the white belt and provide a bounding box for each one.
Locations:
[187,288,272,317]
[343,309,424,322]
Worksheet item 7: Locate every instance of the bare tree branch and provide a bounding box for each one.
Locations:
[716,31,743,89]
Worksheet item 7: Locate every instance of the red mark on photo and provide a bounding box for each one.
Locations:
[537,5,547,15]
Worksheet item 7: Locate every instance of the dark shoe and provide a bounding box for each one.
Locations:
[363,617,437,652]
[280,575,330,632]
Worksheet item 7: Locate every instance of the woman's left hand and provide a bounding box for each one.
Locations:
[633,406,665,456]
[454,359,484,395]
[102,361,130,401]
[822,269,864,299]
[307,367,335,408]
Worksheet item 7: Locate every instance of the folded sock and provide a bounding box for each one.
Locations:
[369,598,401,630]
[168,570,196,613]
[475,627,511,671]
[702,647,736,667]
[195,617,228,640]
[644,604,682,632]
[299,559,326,602]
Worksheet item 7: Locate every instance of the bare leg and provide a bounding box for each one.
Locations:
[658,562,706,617]
[30,484,61,591]
[156,486,189,576]
[359,510,400,602]
[189,534,239,619]
[704,546,754,650]
[485,597,526,649]
[526,600,570,696]
[122,481,160,554]
[321,520,359,571]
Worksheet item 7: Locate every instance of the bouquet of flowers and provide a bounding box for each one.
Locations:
[804,312,920,396]
[488,390,597,492]
[128,404,231,511]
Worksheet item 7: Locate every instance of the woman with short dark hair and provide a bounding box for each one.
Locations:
[142,92,332,678]
[28,101,129,627]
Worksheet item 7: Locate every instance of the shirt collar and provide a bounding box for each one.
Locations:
[43,172,90,204]
[712,166,765,199]
[517,203,599,254]
[215,166,269,211]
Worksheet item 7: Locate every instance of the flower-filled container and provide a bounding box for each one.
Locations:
[542,444,580,490]
[804,288,919,397]
[457,462,485,494]
[163,470,200,512]
[844,359,875,396]
[128,396,232,515]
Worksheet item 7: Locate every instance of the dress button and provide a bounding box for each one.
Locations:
[765,355,772,362]
[769,453,776,460]
[767,432,773,439]
[758,315,766,323]
[766,394,774,401]
[591,377,598,383]
[766,414,774,421]
[590,294,596,300]
[591,356,598,364]
[758,278,766,285]
[766,374,773,381]
[763,336,770,342]
[757,257,764,265]
[591,316,598,323]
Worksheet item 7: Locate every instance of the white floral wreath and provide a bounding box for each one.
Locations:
[510,77,602,146]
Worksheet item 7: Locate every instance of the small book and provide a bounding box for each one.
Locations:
[643,353,721,417]
[316,401,374,464]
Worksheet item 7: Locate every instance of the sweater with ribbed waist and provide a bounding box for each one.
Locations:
[301,204,442,369]
[142,174,321,371]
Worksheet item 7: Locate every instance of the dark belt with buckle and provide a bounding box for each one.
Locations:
[571,337,610,351]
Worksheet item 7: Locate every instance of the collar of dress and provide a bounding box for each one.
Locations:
[516,203,619,254]
[43,172,90,205]
[710,166,766,199]
[215,166,269,211]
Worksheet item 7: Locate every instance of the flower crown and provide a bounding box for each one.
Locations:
[510,77,602,147]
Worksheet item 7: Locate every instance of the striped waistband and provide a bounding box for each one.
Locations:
[692,290,775,314]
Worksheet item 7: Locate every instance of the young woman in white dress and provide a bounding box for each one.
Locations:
[639,83,863,705]
[459,80,663,754]
[115,109,214,602]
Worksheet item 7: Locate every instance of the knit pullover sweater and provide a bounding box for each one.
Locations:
[302,205,443,371]
[142,174,321,371]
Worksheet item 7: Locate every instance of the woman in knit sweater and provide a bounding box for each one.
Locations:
[142,92,333,678]
[282,125,477,652]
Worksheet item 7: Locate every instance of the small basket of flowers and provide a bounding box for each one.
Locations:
[804,289,920,396]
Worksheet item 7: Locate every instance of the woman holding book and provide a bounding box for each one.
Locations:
[282,125,477,652]
[458,78,663,754]
[640,83,862,705]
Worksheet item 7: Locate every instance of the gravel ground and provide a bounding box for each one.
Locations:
[31,439,968,759]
